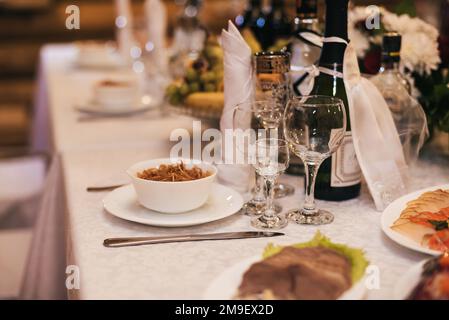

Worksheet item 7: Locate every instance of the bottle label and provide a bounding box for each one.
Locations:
[331,131,361,187]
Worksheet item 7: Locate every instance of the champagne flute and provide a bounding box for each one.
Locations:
[232,101,283,216]
[283,95,347,225]
[251,138,290,230]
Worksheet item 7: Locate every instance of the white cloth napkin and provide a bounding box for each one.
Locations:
[144,0,168,72]
[217,21,254,193]
[343,43,409,211]
[115,0,135,62]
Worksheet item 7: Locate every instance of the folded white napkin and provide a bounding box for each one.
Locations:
[115,0,135,62]
[144,0,168,72]
[217,21,254,193]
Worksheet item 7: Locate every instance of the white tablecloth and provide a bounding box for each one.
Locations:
[23,44,449,300]
[61,147,449,299]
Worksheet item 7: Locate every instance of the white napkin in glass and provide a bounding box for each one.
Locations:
[115,0,135,62]
[217,21,254,193]
[144,0,168,72]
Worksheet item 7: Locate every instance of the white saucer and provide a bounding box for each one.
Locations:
[203,255,367,300]
[103,183,244,227]
[75,102,155,116]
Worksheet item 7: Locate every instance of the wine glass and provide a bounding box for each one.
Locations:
[251,138,290,230]
[283,95,347,225]
[233,101,284,216]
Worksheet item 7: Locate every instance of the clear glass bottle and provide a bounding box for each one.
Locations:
[377,32,412,94]
[170,0,206,78]
[371,32,427,164]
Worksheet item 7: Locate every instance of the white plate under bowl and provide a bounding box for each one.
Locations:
[393,259,427,300]
[75,102,155,116]
[381,184,449,256]
[203,255,367,300]
[103,183,243,227]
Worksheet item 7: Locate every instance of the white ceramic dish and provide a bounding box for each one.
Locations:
[127,158,218,213]
[203,255,368,300]
[93,81,139,108]
[393,259,427,300]
[102,183,243,227]
[75,102,154,116]
[381,184,449,256]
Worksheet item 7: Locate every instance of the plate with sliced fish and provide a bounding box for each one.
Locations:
[203,232,369,300]
[381,184,449,255]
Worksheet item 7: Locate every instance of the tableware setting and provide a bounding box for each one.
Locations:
[102,158,244,227]
[14,0,449,303]
[75,78,160,118]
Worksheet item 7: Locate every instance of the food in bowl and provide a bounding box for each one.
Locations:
[137,162,211,182]
[127,159,217,213]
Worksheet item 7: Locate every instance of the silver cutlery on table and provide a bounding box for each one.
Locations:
[86,184,126,192]
[103,231,284,248]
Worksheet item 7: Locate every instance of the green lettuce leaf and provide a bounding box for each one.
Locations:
[262,231,369,283]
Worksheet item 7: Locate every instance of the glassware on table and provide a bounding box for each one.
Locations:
[233,101,283,216]
[129,18,170,108]
[254,51,298,195]
[251,138,290,230]
[283,95,347,225]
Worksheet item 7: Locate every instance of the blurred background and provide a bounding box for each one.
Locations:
[0,0,445,154]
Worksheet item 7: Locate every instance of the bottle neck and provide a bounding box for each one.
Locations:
[318,0,348,68]
[294,0,318,31]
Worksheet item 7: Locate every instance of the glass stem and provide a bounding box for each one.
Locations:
[253,171,265,202]
[264,176,277,220]
[302,160,321,215]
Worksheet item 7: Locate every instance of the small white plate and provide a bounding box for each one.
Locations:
[103,183,243,227]
[203,255,367,300]
[381,184,449,256]
[393,259,427,300]
[75,102,155,116]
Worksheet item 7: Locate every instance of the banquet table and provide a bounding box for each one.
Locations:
[63,146,448,299]
[24,44,449,300]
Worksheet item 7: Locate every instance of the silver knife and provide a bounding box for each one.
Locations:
[103,231,284,248]
[86,184,126,192]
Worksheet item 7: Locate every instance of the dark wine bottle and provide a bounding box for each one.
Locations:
[235,0,258,29]
[269,0,291,42]
[312,0,361,201]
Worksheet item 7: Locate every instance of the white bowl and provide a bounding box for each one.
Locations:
[127,158,217,213]
[93,80,139,109]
